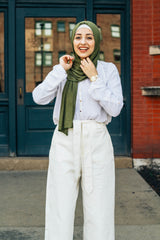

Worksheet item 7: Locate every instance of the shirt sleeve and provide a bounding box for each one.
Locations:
[32,64,67,105]
[88,63,124,117]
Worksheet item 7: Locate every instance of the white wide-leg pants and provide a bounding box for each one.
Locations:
[45,120,115,240]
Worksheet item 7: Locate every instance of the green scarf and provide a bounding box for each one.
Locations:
[58,21,100,135]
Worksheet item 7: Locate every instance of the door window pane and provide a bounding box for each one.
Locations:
[25,17,76,92]
[0,12,5,93]
[97,14,121,74]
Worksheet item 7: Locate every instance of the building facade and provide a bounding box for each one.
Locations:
[0,0,159,166]
[132,0,160,160]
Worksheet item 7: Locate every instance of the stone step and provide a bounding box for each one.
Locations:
[0,157,132,170]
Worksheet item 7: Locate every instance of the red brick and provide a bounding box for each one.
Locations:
[132,0,160,158]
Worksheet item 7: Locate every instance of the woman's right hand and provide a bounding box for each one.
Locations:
[59,55,74,71]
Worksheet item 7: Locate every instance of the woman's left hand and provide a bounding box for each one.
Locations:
[80,57,98,80]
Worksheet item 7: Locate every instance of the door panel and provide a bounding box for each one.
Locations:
[16,8,85,155]
[96,13,127,155]
[0,12,5,93]
[0,11,9,156]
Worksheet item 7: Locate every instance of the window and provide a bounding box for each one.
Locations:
[69,23,76,38]
[44,43,51,51]
[110,25,120,38]
[58,51,66,60]
[57,21,65,32]
[35,52,52,66]
[113,49,120,62]
[35,21,52,36]
[99,51,105,61]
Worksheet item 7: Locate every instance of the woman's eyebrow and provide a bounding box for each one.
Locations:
[75,33,93,36]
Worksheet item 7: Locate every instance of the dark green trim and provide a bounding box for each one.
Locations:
[94,0,125,4]
[0,1,8,7]
[16,2,85,8]
[86,0,93,21]
[8,0,16,156]
[16,0,85,4]
[124,0,131,156]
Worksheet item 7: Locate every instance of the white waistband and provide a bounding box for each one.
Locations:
[73,120,105,125]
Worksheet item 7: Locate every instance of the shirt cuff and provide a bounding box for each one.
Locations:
[88,76,106,94]
[53,64,67,77]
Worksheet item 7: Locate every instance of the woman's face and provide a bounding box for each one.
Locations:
[73,28,95,59]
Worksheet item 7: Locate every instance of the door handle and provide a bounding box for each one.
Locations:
[19,87,23,99]
[17,79,24,105]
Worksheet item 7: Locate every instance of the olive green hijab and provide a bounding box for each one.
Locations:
[58,21,101,135]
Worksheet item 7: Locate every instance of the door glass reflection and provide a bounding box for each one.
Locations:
[96,14,121,74]
[0,12,5,93]
[25,17,76,92]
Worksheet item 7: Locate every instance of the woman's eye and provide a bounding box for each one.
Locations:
[75,36,81,40]
[87,37,93,40]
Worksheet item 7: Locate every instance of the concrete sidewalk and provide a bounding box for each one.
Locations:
[0,169,160,240]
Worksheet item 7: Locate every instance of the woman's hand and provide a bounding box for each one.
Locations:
[59,55,74,71]
[80,57,98,79]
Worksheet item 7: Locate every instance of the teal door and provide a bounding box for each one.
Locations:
[16,7,130,156]
[16,8,85,155]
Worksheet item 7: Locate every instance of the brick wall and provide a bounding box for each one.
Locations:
[132,0,160,158]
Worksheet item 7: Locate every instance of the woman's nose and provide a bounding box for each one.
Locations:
[80,37,86,44]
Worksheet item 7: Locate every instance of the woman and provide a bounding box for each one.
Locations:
[32,20,123,240]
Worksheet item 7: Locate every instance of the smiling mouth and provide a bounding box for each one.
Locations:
[79,47,89,52]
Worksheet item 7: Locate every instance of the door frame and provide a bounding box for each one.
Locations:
[6,0,131,156]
